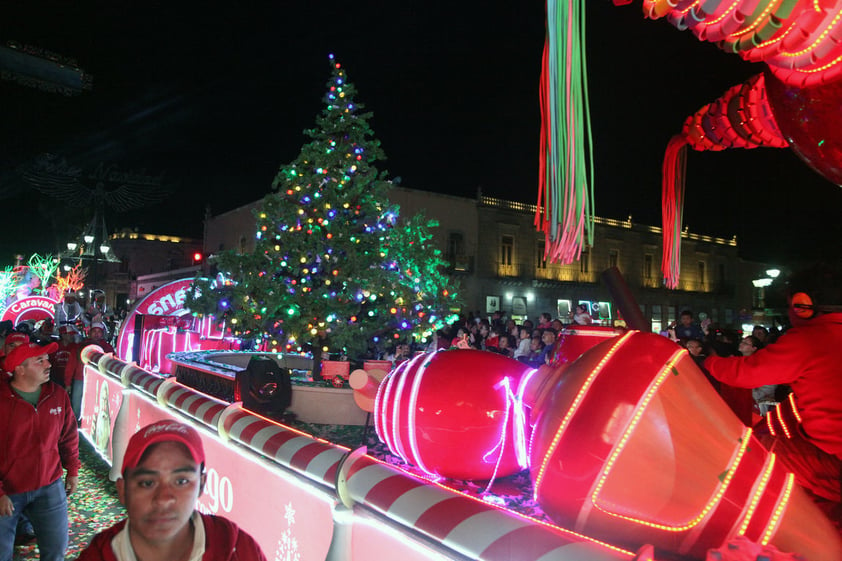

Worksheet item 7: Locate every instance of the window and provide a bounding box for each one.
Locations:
[698,261,706,288]
[651,304,662,333]
[447,232,464,264]
[718,263,726,284]
[644,254,653,279]
[580,249,590,273]
[501,235,514,266]
[557,299,571,319]
[536,240,546,269]
[608,249,619,270]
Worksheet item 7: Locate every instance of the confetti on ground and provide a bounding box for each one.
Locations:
[13,438,125,561]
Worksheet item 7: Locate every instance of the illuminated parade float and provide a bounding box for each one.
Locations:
[77,315,842,560]
[67,0,842,558]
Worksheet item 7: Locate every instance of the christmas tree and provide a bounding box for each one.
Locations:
[187,55,461,368]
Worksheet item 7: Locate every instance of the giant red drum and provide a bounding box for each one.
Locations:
[526,331,842,560]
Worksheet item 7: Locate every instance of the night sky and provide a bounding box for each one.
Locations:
[2,1,841,267]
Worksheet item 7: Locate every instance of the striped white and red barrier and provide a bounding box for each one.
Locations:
[77,348,655,560]
[337,449,638,561]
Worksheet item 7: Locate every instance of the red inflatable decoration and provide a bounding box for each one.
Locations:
[548,325,625,367]
[606,2,842,288]
[356,331,842,560]
[373,349,534,481]
[765,69,842,186]
[524,331,841,560]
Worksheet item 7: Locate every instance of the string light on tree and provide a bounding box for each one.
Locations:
[187,54,461,374]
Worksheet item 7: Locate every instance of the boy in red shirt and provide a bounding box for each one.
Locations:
[77,420,266,561]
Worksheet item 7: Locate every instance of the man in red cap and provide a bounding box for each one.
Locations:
[77,420,266,561]
[65,321,114,421]
[49,325,79,389]
[0,341,80,561]
[0,331,30,373]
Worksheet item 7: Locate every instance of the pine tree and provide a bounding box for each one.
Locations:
[187,55,461,367]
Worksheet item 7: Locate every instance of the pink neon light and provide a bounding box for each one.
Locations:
[389,360,412,464]
[406,352,438,476]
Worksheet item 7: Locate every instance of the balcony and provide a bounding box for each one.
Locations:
[497,263,519,277]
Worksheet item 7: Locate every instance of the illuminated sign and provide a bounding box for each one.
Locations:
[1,296,58,326]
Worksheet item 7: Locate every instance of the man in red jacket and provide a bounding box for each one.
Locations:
[77,420,266,561]
[49,325,79,388]
[65,321,115,421]
[704,263,842,508]
[0,341,80,561]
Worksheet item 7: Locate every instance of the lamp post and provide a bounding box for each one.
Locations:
[60,212,120,300]
[752,277,773,309]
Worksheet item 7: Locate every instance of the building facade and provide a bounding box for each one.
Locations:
[205,187,764,331]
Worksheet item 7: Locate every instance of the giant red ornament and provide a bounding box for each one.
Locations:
[765,70,842,186]
[373,349,534,480]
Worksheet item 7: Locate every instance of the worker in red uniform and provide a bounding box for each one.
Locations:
[64,321,115,421]
[704,263,842,508]
[77,420,266,561]
[0,341,79,561]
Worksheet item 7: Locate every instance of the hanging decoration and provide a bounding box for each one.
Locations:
[536,0,595,265]
[602,0,842,288]
[659,73,789,288]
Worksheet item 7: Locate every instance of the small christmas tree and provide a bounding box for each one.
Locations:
[187,55,461,369]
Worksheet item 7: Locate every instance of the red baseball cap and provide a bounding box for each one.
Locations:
[5,342,58,372]
[4,332,30,348]
[121,420,205,475]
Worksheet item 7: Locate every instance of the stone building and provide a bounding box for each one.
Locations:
[205,186,768,332]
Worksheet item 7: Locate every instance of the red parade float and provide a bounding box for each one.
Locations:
[352,330,842,560]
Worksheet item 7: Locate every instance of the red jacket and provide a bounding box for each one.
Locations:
[77,513,267,561]
[65,338,115,386]
[0,376,80,497]
[704,313,842,459]
[49,340,77,388]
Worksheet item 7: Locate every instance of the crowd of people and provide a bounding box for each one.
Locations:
[375,305,600,371]
[665,309,788,423]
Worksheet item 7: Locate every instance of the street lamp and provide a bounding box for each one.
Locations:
[67,242,77,251]
[766,268,781,279]
[84,234,94,244]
